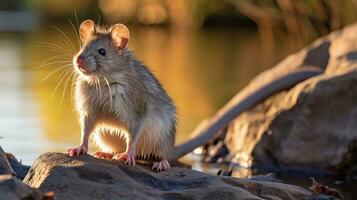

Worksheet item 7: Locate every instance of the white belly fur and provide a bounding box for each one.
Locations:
[92,110,173,159]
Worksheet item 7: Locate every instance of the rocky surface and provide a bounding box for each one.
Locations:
[0,175,45,200]
[6,153,31,180]
[0,148,50,200]
[224,23,357,173]
[0,146,15,176]
[23,152,323,200]
[0,145,30,180]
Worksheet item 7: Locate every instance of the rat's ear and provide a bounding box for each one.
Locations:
[111,24,130,50]
[79,20,95,44]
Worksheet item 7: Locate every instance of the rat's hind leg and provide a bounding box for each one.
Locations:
[112,123,145,166]
[152,160,170,171]
[112,151,136,165]
[112,137,137,166]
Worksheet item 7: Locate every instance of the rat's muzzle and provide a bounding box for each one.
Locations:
[76,56,86,72]
[74,54,96,76]
[75,56,95,76]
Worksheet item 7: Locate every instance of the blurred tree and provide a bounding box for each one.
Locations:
[3,0,357,43]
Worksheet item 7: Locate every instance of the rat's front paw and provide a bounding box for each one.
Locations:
[113,152,136,166]
[67,145,87,157]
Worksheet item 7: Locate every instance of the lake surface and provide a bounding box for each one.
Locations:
[0,25,304,165]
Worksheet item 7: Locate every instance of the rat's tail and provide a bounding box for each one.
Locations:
[168,66,323,161]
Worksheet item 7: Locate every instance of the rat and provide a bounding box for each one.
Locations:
[67,20,176,170]
[67,19,323,171]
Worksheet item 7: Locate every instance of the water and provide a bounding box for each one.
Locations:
[0,25,301,165]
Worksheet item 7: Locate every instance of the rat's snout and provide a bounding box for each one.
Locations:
[76,56,86,69]
[75,55,91,74]
[74,54,96,75]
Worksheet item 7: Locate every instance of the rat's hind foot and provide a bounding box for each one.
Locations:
[67,145,87,157]
[152,160,170,171]
[93,152,114,159]
[113,151,136,166]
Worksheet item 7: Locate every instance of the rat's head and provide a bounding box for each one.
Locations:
[73,20,130,79]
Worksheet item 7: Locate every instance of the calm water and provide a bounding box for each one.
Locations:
[0,25,303,165]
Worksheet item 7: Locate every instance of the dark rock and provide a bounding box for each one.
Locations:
[225,24,357,173]
[6,153,31,180]
[24,152,318,200]
[0,175,43,200]
[250,173,282,183]
[0,146,15,176]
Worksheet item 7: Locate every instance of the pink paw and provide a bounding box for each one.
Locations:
[67,145,87,157]
[152,160,170,171]
[93,152,114,159]
[113,152,136,166]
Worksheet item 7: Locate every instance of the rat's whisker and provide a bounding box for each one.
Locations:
[70,74,78,104]
[97,14,102,26]
[68,18,81,50]
[60,71,75,109]
[95,78,101,104]
[55,66,72,83]
[92,77,99,96]
[50,25,76,52]
[38,64,72,85]
[35,55,71,70]
[42,54,70,62]
[97,77,102,102]
[38,60,72,70]
[51,68,72,105]
[97,79,101,104]
[74,10,80,31]
[50,68,72,110]
[35,42,72,55]
[94,77,99,92]
[32,44,72,57]
[103,77,112,106]
[37,41,73,56]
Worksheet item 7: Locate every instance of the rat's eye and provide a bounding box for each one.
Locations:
[98,48,106,56]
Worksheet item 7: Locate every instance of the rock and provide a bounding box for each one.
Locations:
[250,173,282,183]
[225,23,357,173]
[0,175,43,200]
[6,153,31,180]
[0,145,31,180]
[0,146,15,176]
[24,152,319,200]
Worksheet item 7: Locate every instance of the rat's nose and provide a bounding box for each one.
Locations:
[76,56,84,67]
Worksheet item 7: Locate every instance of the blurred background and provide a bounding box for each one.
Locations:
[0,0,357,170]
